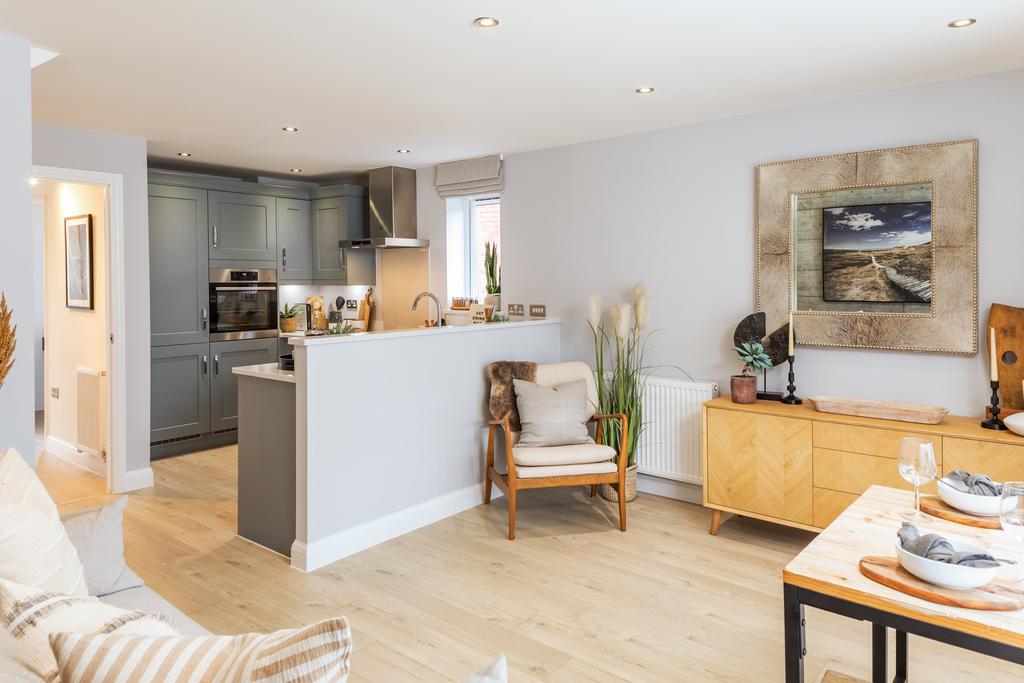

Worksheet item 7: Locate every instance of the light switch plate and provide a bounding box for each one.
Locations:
[50,387,60,398]
[507,303,524,316]
[529,304,547,318]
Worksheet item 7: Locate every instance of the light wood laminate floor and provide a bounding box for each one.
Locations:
[37,450,1022,681]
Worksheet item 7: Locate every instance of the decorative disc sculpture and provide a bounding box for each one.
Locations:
[733,312,790,401]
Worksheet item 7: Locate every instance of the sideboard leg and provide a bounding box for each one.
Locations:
[709,509,722,535]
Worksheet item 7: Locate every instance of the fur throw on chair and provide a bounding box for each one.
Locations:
[486,361,537,431]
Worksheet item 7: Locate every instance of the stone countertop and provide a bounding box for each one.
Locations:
[287,317,560,347]
[232,362,296,384]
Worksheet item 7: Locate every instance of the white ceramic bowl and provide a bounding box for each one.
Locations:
[937,478,1016,517]
[895,536,997,589]
[1005,412,1024,438]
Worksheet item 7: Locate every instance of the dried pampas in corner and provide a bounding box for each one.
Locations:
[0,294,15,390]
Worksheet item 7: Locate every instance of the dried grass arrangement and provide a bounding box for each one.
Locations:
[0,294,15,390]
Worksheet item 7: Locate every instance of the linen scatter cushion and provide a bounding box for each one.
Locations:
[0,628,42,682]
[61,497,144,597]
[50,616,351,683]
[460,655,508,683]
[513,379,591,447]
[0,578,176,680]
[0,448,88,597]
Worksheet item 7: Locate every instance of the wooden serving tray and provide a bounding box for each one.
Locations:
[859,556,1024,611]
[808,395,949,425]
[919,496,1002,530]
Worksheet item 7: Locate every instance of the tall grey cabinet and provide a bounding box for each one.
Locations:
[277,198,312,282]
[149,185,209,346]
[150,343,211,442]
[208,191,277,261]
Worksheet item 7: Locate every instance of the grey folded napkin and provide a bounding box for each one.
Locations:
[942,469,1002,496]
[897,522,1000,568]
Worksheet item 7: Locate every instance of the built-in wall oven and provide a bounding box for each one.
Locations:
[209,268,278,341]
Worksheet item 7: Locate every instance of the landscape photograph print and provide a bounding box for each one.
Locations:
[821,202,933,303]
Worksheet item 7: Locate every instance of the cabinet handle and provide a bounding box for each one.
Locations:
[214,354,220,375]
[212,225,218,249]
[201,307,208,330]
[339,248,346,269]
[282,247,287,270]
[201,355,208,379]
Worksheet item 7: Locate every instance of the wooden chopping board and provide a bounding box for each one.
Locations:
[808,395,948,425]
[919,496,1002,530]
[989,303,1024,411]
[859,556,1024,611]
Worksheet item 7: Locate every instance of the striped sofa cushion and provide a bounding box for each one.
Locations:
[50,617,351,683]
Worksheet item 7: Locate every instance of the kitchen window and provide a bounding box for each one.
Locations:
[446,195,500,302]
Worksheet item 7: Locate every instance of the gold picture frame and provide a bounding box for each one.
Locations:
[756,139,978,354]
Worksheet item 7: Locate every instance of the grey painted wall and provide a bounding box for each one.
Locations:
[0,36,34,465]
[32,124,151,478]
[420,68,1024,417]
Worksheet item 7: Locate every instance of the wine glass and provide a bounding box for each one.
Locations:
[999,482,1024,580]
[897,437,937,521]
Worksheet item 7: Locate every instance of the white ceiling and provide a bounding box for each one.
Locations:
[6,1,1024,176]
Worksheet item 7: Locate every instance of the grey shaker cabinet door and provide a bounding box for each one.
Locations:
[276,198,312,281]
[149,185,209,346]
[311,197,348,280]
[210,338,279,432]
[208,191,277,261]
[151,343,211,443]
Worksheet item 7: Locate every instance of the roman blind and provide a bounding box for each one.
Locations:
[434,154,504,198]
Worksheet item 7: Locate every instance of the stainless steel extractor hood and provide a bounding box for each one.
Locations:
[341,166,428,249]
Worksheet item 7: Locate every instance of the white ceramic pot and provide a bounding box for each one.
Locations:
[895,536,997,590]
[937,478,1017,517]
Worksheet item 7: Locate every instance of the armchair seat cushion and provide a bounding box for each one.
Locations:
[516,461,617,479]
[513,441,616,467]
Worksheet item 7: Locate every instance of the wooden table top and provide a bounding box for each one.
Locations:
[783,485,1024,647]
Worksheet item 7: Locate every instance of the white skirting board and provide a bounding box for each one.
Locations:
[124,466,154,491]
[636,472,702,505]
[45,435,104,476]
[292,483,504,573]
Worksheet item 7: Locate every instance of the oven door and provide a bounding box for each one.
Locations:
[209,283,278,340]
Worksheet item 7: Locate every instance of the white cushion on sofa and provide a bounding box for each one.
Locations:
[513,441,616,467]
[516,461,617,478]
[0,448,87,597]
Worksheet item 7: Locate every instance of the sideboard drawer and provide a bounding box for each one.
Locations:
[813,487,858,529]
[812,448,940,496]
[943,438,1024,482]
[813,422,943,464]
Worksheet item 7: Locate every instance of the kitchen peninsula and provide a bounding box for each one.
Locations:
[233,318,561,571]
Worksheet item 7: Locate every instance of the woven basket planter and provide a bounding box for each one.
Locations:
[600,463,638,503]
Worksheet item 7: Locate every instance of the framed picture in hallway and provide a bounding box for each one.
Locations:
[65,213,94,310]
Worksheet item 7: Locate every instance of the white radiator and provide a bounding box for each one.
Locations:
[636,376,718,484]
[75,366,106,460]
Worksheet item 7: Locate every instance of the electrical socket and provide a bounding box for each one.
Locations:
[50,387,60,399]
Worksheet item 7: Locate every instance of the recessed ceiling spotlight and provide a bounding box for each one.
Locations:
[948,18,976,28]
[290,168,303,173]
[28,177,38,186]
[177,152,192,157]
[397,148,411,154]
[282,126,299,132]
[635,87,655,95]
[473,17,499,28]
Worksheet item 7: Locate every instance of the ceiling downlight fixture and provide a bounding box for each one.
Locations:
[177,152,192,157]
[290,168,303,173]
[397,148,411,154]
[635,86,655,95]
[473,17,499,28]
[948,18,976,28]
[282,126,299,132]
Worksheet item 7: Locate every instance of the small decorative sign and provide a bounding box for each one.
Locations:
[529,304,547,318]
[507,303,524,316]
[469,304,488,324]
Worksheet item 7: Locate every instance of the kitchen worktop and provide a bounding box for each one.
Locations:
[231,362,296,383]
[287,317,560,346]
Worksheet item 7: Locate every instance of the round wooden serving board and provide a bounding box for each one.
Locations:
[919,496,1002,530]
[859,556,1024,611]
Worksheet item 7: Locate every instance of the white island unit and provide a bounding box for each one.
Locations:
[288,318,561,571]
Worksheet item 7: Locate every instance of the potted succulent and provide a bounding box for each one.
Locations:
[484,241,501,311]
[279,303,299,333]
[732,342,772,404]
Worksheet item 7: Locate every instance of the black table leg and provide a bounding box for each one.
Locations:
[872,623,887,683]
[784,583,805,683]
[894,630,908,683]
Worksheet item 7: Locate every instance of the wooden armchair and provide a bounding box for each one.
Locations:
[482,361,629,540]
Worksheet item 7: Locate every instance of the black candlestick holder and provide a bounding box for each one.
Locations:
[981,380,1008,430]
[781,355,802,405]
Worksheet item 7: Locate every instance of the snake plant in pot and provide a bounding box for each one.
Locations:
[484,241,501,311]
[732,342,772,404]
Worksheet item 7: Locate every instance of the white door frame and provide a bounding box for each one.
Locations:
[32,165,128,493]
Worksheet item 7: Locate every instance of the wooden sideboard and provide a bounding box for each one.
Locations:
[701,396,1024,535]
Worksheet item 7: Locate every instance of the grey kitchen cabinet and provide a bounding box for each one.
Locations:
[276,198,312,281]
[208,191,277,261]
[150,343,211,443]
[312,196,374,283]
[210,338,279,432]
[149,185,209,346]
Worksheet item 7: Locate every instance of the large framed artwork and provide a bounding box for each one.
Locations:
[65,214,94,310]
[756,139,978,354]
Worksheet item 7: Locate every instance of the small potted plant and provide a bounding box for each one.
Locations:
[484,241,501,311]
[732,342,771,404]
[279,303,299,333]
